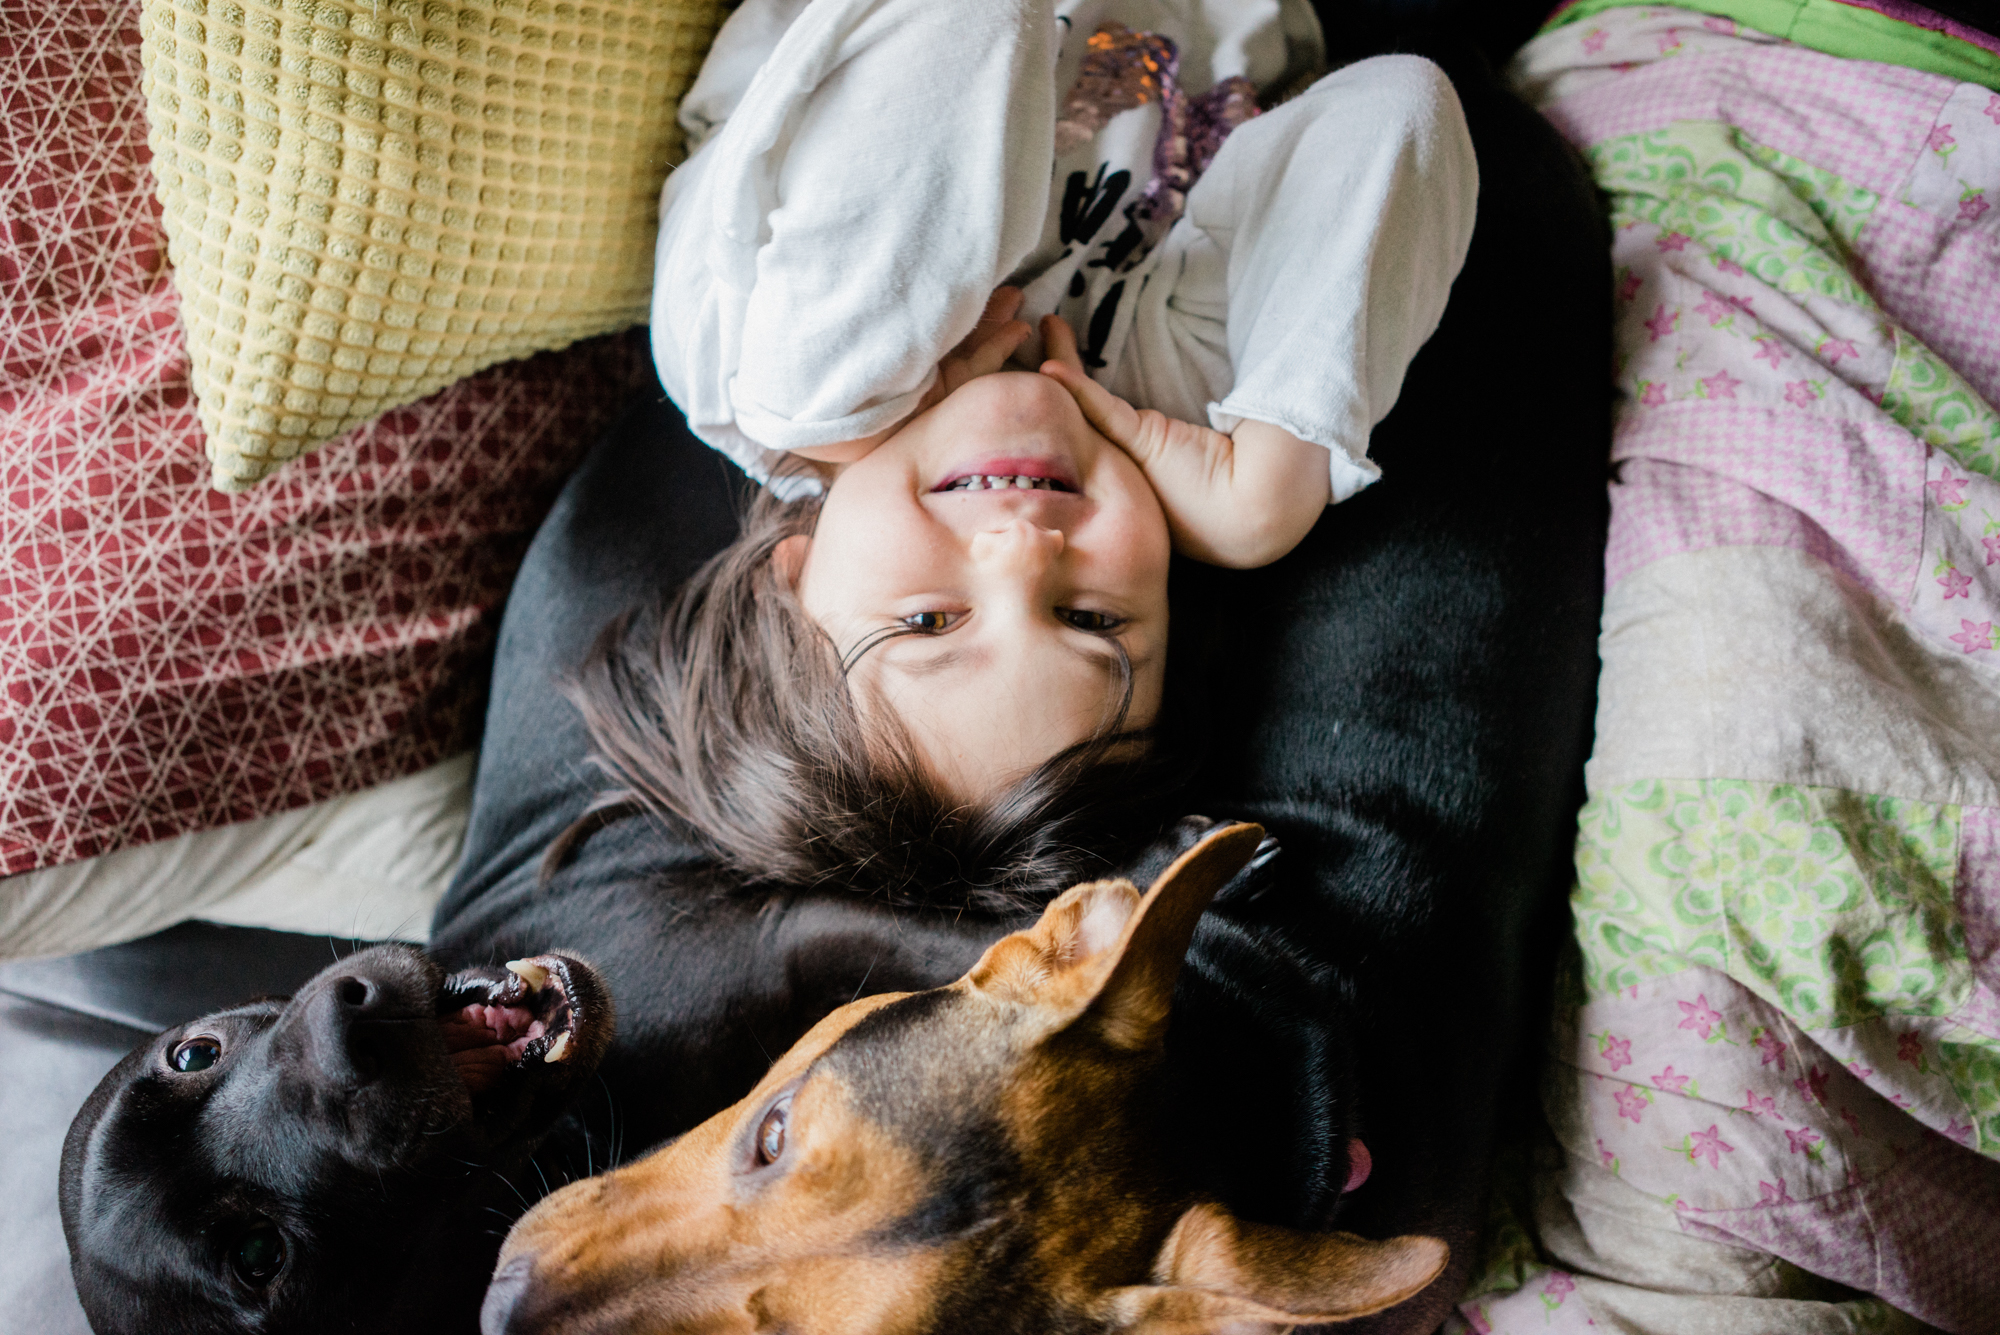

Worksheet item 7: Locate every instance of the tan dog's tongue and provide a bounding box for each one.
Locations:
[1343,1138,1372,1193]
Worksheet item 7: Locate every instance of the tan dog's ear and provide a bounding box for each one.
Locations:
[963,824,1264,1044]
[1078,821,1263,1051]
[1103,1201,1448,1332]
[966,876,1144,1008]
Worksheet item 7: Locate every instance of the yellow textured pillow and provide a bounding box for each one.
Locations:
[140,0,725,490]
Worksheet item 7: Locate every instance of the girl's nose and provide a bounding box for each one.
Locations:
[968,519,1064,574]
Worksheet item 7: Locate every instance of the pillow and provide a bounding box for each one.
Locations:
[2,0,657,879]
[139,0,724,490]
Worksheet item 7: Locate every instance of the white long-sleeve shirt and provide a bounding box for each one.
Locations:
[650,0,1477,502]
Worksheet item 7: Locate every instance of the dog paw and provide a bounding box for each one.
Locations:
[1120,816,1279,891]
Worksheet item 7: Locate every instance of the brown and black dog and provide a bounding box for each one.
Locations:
[480,824,1447,1335]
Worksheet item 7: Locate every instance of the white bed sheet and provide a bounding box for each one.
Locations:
[0,753,471,961]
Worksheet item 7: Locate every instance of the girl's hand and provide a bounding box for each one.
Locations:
[925,286,1033,410]
[1037,315,1330,568]
[794,288,1032,465]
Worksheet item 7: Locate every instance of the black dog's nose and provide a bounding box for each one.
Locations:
[301,968,410,1086]
[480,1256,533,1335]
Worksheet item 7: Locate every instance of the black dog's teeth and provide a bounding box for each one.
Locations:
[438,966,563,1016]
[442,960,583,1070]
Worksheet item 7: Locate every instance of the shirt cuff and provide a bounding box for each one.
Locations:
[1323,446,1382,504]
[729,367,937,455]
[1207,402,1382,504]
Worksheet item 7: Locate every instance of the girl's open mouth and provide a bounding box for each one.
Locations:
[937,474,1073,492]
[933,457,1079,493]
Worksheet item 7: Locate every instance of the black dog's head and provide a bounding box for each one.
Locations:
[59,943,613,1335]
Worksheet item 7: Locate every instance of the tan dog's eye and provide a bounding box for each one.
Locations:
[755,1102,788,1165]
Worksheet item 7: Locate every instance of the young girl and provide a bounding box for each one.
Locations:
[577,0,1477,896]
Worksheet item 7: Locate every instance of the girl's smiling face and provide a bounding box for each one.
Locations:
[787,371,1171,804]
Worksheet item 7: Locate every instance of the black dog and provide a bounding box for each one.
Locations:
[57,947,619,1333]
[58,24,1609,1334]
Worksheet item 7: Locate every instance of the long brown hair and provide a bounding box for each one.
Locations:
[554,483,1187,913]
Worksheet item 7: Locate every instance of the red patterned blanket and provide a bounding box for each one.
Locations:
[0,0,653,876]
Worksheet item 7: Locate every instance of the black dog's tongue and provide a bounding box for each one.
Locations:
[439,1003,541,1096]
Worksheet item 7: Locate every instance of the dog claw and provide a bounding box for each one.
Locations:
[505,960,551,992]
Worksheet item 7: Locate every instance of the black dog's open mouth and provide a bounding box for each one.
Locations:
[435,956,605,1103]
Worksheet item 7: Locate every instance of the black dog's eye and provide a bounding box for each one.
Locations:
[754,1102,788,1166]
[170,1037,222,1072]
[230,1219,285,1288]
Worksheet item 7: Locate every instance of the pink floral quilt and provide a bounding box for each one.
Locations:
[1452,7,2000,1332]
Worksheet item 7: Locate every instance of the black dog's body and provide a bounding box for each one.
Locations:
[62,26,1609,1335]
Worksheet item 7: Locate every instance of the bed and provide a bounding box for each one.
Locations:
[5,1,1997,1331]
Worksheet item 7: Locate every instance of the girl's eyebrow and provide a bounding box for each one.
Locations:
[877,633,1121,683]
[1065,636,1128,679]
[846,605,1137,678]
[880,642,974,678]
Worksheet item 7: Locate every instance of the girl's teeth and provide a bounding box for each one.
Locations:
[949,475,1057,491]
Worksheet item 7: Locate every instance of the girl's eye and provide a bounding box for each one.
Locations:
[1060,609,1124,633]
[755,1102,789,1166]
[900,611,960,633]
[171,1037,223,1072]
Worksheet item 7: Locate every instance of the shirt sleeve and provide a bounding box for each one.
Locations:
[650,0,1058,465]
[1172,55,1479,503]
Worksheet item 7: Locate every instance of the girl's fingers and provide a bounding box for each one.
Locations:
[952,287,1026,360]
[961,319,1032,377]
[1042,359,1145,451]
[1039,313,1086,375]
[935,288,1030,399]
[984,285,1025,327]
[1037,318,1144,448]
